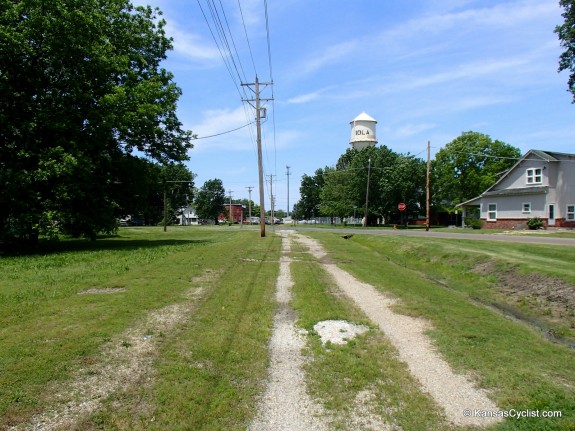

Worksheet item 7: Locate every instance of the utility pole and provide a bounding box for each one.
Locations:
[267,174,276,226]
[363,157,371,227]
[163,186,168,232]
[426,140,431,232]
[246,186,253,225]
[286,165,291,217]
[228,189,234,224]
[242,77,273,237]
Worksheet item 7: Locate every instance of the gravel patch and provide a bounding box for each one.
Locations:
[249,232,329,431]
[313,320,369,346]
[293,233,502,428]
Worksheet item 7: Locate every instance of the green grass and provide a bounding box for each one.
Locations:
[290,258,445,430]
[2,227,574,430]
[304,232,575,431]
[0,227,281,430]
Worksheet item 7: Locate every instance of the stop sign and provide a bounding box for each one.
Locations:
[398,202,406,211]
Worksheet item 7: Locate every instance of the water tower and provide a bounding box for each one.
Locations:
[349,112,377,150]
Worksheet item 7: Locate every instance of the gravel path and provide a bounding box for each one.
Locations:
[249,232,328,431]
[293,232,502,428]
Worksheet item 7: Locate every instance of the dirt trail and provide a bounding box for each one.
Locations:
[9,275,209,431]
[293,232,502,428]
[249,232,328,431]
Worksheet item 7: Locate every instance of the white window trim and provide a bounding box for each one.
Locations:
[567,204,575,221]
[487,203,497,221]
[522,202,531,214]
[526,168,543,185]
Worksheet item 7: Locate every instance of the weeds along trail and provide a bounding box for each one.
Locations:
[293,233,502,428]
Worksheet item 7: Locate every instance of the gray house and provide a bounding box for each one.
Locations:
[459,150,575,229]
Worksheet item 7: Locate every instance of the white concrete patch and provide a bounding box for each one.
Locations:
[313,320,369,345]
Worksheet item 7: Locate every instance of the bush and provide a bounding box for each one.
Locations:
[526,217,544,230]
[464,217,482,229]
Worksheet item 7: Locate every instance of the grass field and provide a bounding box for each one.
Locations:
[0,227,281,430]
[1,226,573,430]
[300,231,575,431]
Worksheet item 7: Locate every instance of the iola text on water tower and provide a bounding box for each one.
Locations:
[349,112,377,150]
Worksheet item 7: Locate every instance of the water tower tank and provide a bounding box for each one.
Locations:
[349,112,377,150]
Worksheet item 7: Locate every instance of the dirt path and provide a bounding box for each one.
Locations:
[292,232,502,428]
[9,273,211,431]
[249,232,328,431]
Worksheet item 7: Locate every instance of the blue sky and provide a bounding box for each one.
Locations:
[134,0,573,212]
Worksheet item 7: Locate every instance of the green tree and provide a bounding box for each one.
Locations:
[0,0,192,242]
[556,0,575,102]
[432,131,521,211]
[379,154,426,223]
[341,146,399,225]
[194,179,226,225]
[320,166,353,222]
[295,168,325,219]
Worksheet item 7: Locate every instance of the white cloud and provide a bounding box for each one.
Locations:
[190,106,257,152]
[297,41,358,76]
[165,21,221,61]
[393,123,437,139]
[287,91,323,104]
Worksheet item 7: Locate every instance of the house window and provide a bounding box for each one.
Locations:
[567,204,575,221]
[526,168,542,184]
[522,203,531,213]
[487,203,497,221]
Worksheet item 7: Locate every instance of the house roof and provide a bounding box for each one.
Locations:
[457,148,575,206]
[482,186,548,197]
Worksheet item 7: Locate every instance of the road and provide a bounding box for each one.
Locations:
[288,226,575,246]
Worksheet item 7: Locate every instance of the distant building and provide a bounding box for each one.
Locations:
[219,203,245,224]
[349,112,377,150]
[459,150,575,229]
[178,206,200,225]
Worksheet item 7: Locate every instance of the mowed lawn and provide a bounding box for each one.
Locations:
[0,226,281,430]
[1,227,574,430]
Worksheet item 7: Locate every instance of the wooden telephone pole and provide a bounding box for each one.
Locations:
[426,140,431,231]
[242,77,273,237]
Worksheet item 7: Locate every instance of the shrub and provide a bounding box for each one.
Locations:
[526,217,544,230]
[464,217,482,229]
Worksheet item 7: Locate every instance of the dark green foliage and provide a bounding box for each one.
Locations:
[556,0,575,102]
[527,217,544,230]
[194,179,226,224]
[464,217,482,229]
[297,146,425,225]
[296,168,326,219]
[432,131,521,211]
[0,0,193,242]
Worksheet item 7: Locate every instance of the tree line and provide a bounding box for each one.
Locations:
[292,132,521,225]
[1,0,194,244]
[3,0,575,243]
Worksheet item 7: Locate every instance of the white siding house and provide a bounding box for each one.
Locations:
[460,150,575,229]
[177,206,201,225]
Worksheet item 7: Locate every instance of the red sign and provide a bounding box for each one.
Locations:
[398,203,406,211]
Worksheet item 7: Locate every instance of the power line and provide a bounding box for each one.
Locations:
[195,0,243,97]
[237,0,257,76]
[193,121,255,140]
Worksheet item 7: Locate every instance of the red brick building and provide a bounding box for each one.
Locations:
[219,203,245,223]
